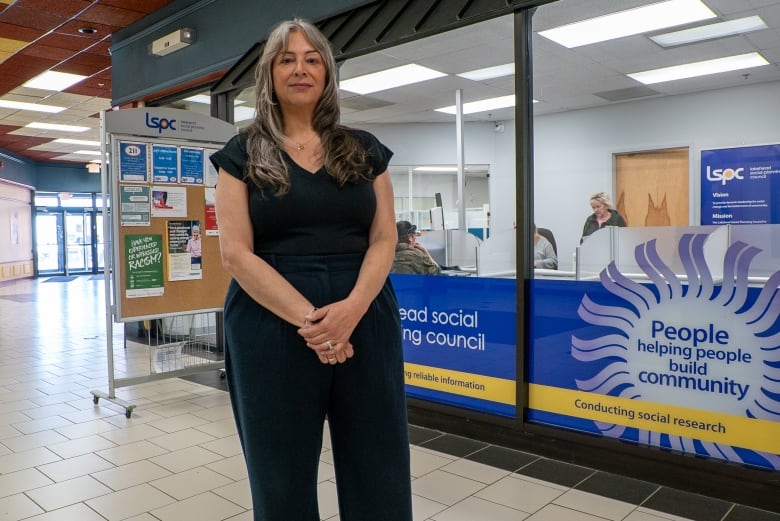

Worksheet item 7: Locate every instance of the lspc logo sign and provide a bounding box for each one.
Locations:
[705,164,744,185]
[145,113,177,134]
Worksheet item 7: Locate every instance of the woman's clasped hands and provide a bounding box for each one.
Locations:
[298,303,359,365]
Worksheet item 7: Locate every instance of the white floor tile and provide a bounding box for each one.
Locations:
[440,458,511,484]
[46,434,117,459]
[526,503,613,520]
[317,480,340,520]
[206,453,249,481]
[213,478,253,509]
[37,453,115,482]
[150,445,225,473]
[0,447,60,474]
[149,491,245,521]
[86,483,177,520]
[24,475,113,511]
[0,493,44,520]
[96,439,169,466]
[147,413,212,434]
[198,434,243,457]
[92,460,172,490]
[554,489,636,520]
[98,423,168,445]
[432,496,530,521]
[148,426,216,451]
[475,474,564,513]
[0,468,53,499]
[149,466,233,500]
[410,446,457,477]
[411,493,448,520]
[21,502,109,521]
[1,429,69,452]
[412,469,487,506]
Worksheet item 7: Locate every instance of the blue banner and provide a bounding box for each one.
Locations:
[701,144,780,224]
[390,274,517,417]
[529,232,780,470]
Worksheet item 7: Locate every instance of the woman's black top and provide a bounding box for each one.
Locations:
[210,129,392,256]
[581,209,627,240]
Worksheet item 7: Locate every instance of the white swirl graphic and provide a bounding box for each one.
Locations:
[573,233,780,469]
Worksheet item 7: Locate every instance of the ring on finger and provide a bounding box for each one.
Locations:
[326,340,335,351]
[327,355,337,363]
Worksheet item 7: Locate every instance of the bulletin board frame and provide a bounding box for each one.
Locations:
[103,107,237,322]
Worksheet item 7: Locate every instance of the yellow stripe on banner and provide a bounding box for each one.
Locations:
[404,363,516,405]
[529,384,780,454]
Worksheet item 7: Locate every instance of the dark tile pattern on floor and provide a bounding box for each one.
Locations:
[419,433,489,458]
[725,505,780,520]
[576,471,659,505]
[407,424,442,446]
[642,486,734,521]
[516,457,595,488]
[465,444,539,472]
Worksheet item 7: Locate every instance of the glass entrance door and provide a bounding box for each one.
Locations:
[35,212,64,273]
[65,213,92,273]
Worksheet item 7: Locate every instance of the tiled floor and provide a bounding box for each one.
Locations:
[0,275,777,521]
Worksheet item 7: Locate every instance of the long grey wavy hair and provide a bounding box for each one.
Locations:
[243,19,369,194]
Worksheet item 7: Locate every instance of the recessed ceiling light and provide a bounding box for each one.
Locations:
[457,63,514,81]
[53,138,101,146]
[339,64,446,95]
[26,122,90,132]
[435,95,538,115]
[23,71,88,91]
[538,0,716,48]
[78,27,97,35]
[628,52,769,84]
[0,100,65,113]
[650,16,768,47]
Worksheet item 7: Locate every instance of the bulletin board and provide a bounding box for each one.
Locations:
[103,108,237,322]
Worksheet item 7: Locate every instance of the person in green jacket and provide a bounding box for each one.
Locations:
[391,221,441,275]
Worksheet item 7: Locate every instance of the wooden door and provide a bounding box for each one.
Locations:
[615,147,689,227]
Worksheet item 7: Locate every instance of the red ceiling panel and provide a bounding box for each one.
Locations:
[0,124,21,135]
[78,5,147,27]
[20,44,76,62]
[57,20,120,39]
[0,0,177,165]
[100,0,174,14]
[35,33,95,52]
[0,54,59,79]
[0,6,67,31]
[0,21,46,41]
[13,0,93,18]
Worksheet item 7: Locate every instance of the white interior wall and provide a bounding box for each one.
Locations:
[534,80,780,270]
[361,80,780,272]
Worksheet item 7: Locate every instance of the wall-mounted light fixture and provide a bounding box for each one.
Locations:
[86,163,101,174]
[149,28,196,57]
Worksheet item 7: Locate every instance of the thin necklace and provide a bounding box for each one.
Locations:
[285,133,317,151]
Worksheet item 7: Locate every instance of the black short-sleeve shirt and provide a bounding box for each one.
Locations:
[210,129,392,255]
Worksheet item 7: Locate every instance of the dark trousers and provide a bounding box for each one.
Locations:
[223,253,412,521]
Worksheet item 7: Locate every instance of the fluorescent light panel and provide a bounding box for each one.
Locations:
[184,94,245,105]
[650,16,768,47]
[53,138,100,146]
[628,52,769,84]
[339,64,446,94]
[538,0,716,48]
[435,95,538,115]
[74,150,102,156]
[26,122,90,132]
[0,99,66,113]
[23,71,87,91]
[457,63,514,81]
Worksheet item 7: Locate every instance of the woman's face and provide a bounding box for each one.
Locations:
[591,200,608,218]
[272,30,326,112]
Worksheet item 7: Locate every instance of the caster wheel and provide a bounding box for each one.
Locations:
[93,396,99,404]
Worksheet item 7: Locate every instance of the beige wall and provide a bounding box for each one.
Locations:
[0,181,34,282]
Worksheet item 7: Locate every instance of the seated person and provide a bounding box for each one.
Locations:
[391,221,441,275]
[533,224,557,269]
